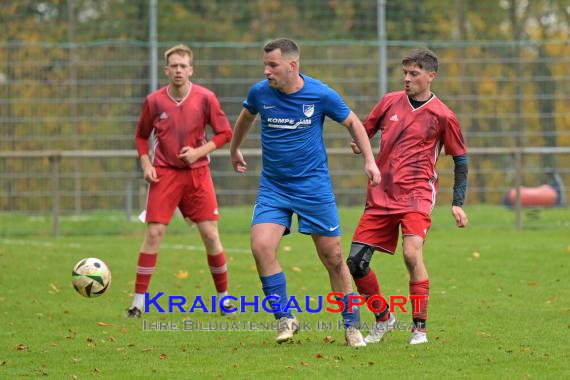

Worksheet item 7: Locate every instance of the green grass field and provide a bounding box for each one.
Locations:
[1,206,569,378]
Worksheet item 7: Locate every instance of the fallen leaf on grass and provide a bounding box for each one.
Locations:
[315,353,324,359]
[283,246,292,252]
[300,361,308,366]
[323,336,335,344]
[15,344,28,351]
[36,367,48,376]
[120,327,128,333]
[96,322,113,327]
[175,270,189,279]
[159,353,168,360]
[1,361,6,366]
[477,331,491,338]
[292,266,302,272]
[49,283,59,293]
[142,347,153,352]
[472,252,480,259]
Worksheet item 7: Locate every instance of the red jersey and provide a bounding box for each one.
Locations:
[363,91,466,215]
[135,84,232,169]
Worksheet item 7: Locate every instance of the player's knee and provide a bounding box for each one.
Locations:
[402,244,423,264]
[403,250,422,269]
[346,243,374,279]
[201,230,220,247]
[146,224,166,242]
[251,239,273,259]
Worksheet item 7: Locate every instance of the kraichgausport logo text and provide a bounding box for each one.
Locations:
[143,292,426,315]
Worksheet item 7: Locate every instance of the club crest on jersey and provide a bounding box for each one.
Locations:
[303,104,315,118]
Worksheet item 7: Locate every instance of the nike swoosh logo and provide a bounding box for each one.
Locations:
[329,225,340,231]
[263,105,276,109]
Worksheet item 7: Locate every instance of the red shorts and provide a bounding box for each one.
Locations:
[352,212,431,254]
[145,165,219,224]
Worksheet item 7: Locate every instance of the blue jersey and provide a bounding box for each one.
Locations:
[243,74,350,199]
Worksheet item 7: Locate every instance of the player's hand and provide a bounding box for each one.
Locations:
[350,140,361,154]
[451,205,468,227]
[143,165,159,183]
[365,160,381,185]
[178,146,201,166]
[231,149,247,173]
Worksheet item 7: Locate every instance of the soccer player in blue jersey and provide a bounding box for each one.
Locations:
[230,38,380,347]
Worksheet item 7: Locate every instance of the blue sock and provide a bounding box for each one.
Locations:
[260,272,293,320]
[338,292,361,329]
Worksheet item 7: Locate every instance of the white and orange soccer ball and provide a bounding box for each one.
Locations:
[72,258,112,298]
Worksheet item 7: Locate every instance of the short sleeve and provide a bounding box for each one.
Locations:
[442,113,467,156]
[242,84,259,115]
[322,87,350,123]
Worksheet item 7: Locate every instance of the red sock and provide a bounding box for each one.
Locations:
[135,252,157,294]
[354,270,389,322]
[207,251,228,293]
[409,279,430,321]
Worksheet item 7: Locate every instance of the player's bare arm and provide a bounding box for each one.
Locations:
[350,140,361,154]
[178,140,217,166]
[140,154,159,183]
[230,108,256,173]
[341,111,381,185]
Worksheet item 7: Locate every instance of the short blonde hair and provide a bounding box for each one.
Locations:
[164,44,193,65]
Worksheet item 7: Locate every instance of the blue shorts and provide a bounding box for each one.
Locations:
[252,187,341,237]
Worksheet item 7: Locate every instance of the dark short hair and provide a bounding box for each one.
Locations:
[402,48,438,73]
[263,38,300,57]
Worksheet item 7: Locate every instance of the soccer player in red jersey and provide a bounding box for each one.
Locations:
[127,44,234,318]
[347,48,468,344]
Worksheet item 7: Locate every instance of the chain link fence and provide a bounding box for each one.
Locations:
[1,0,569,219]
